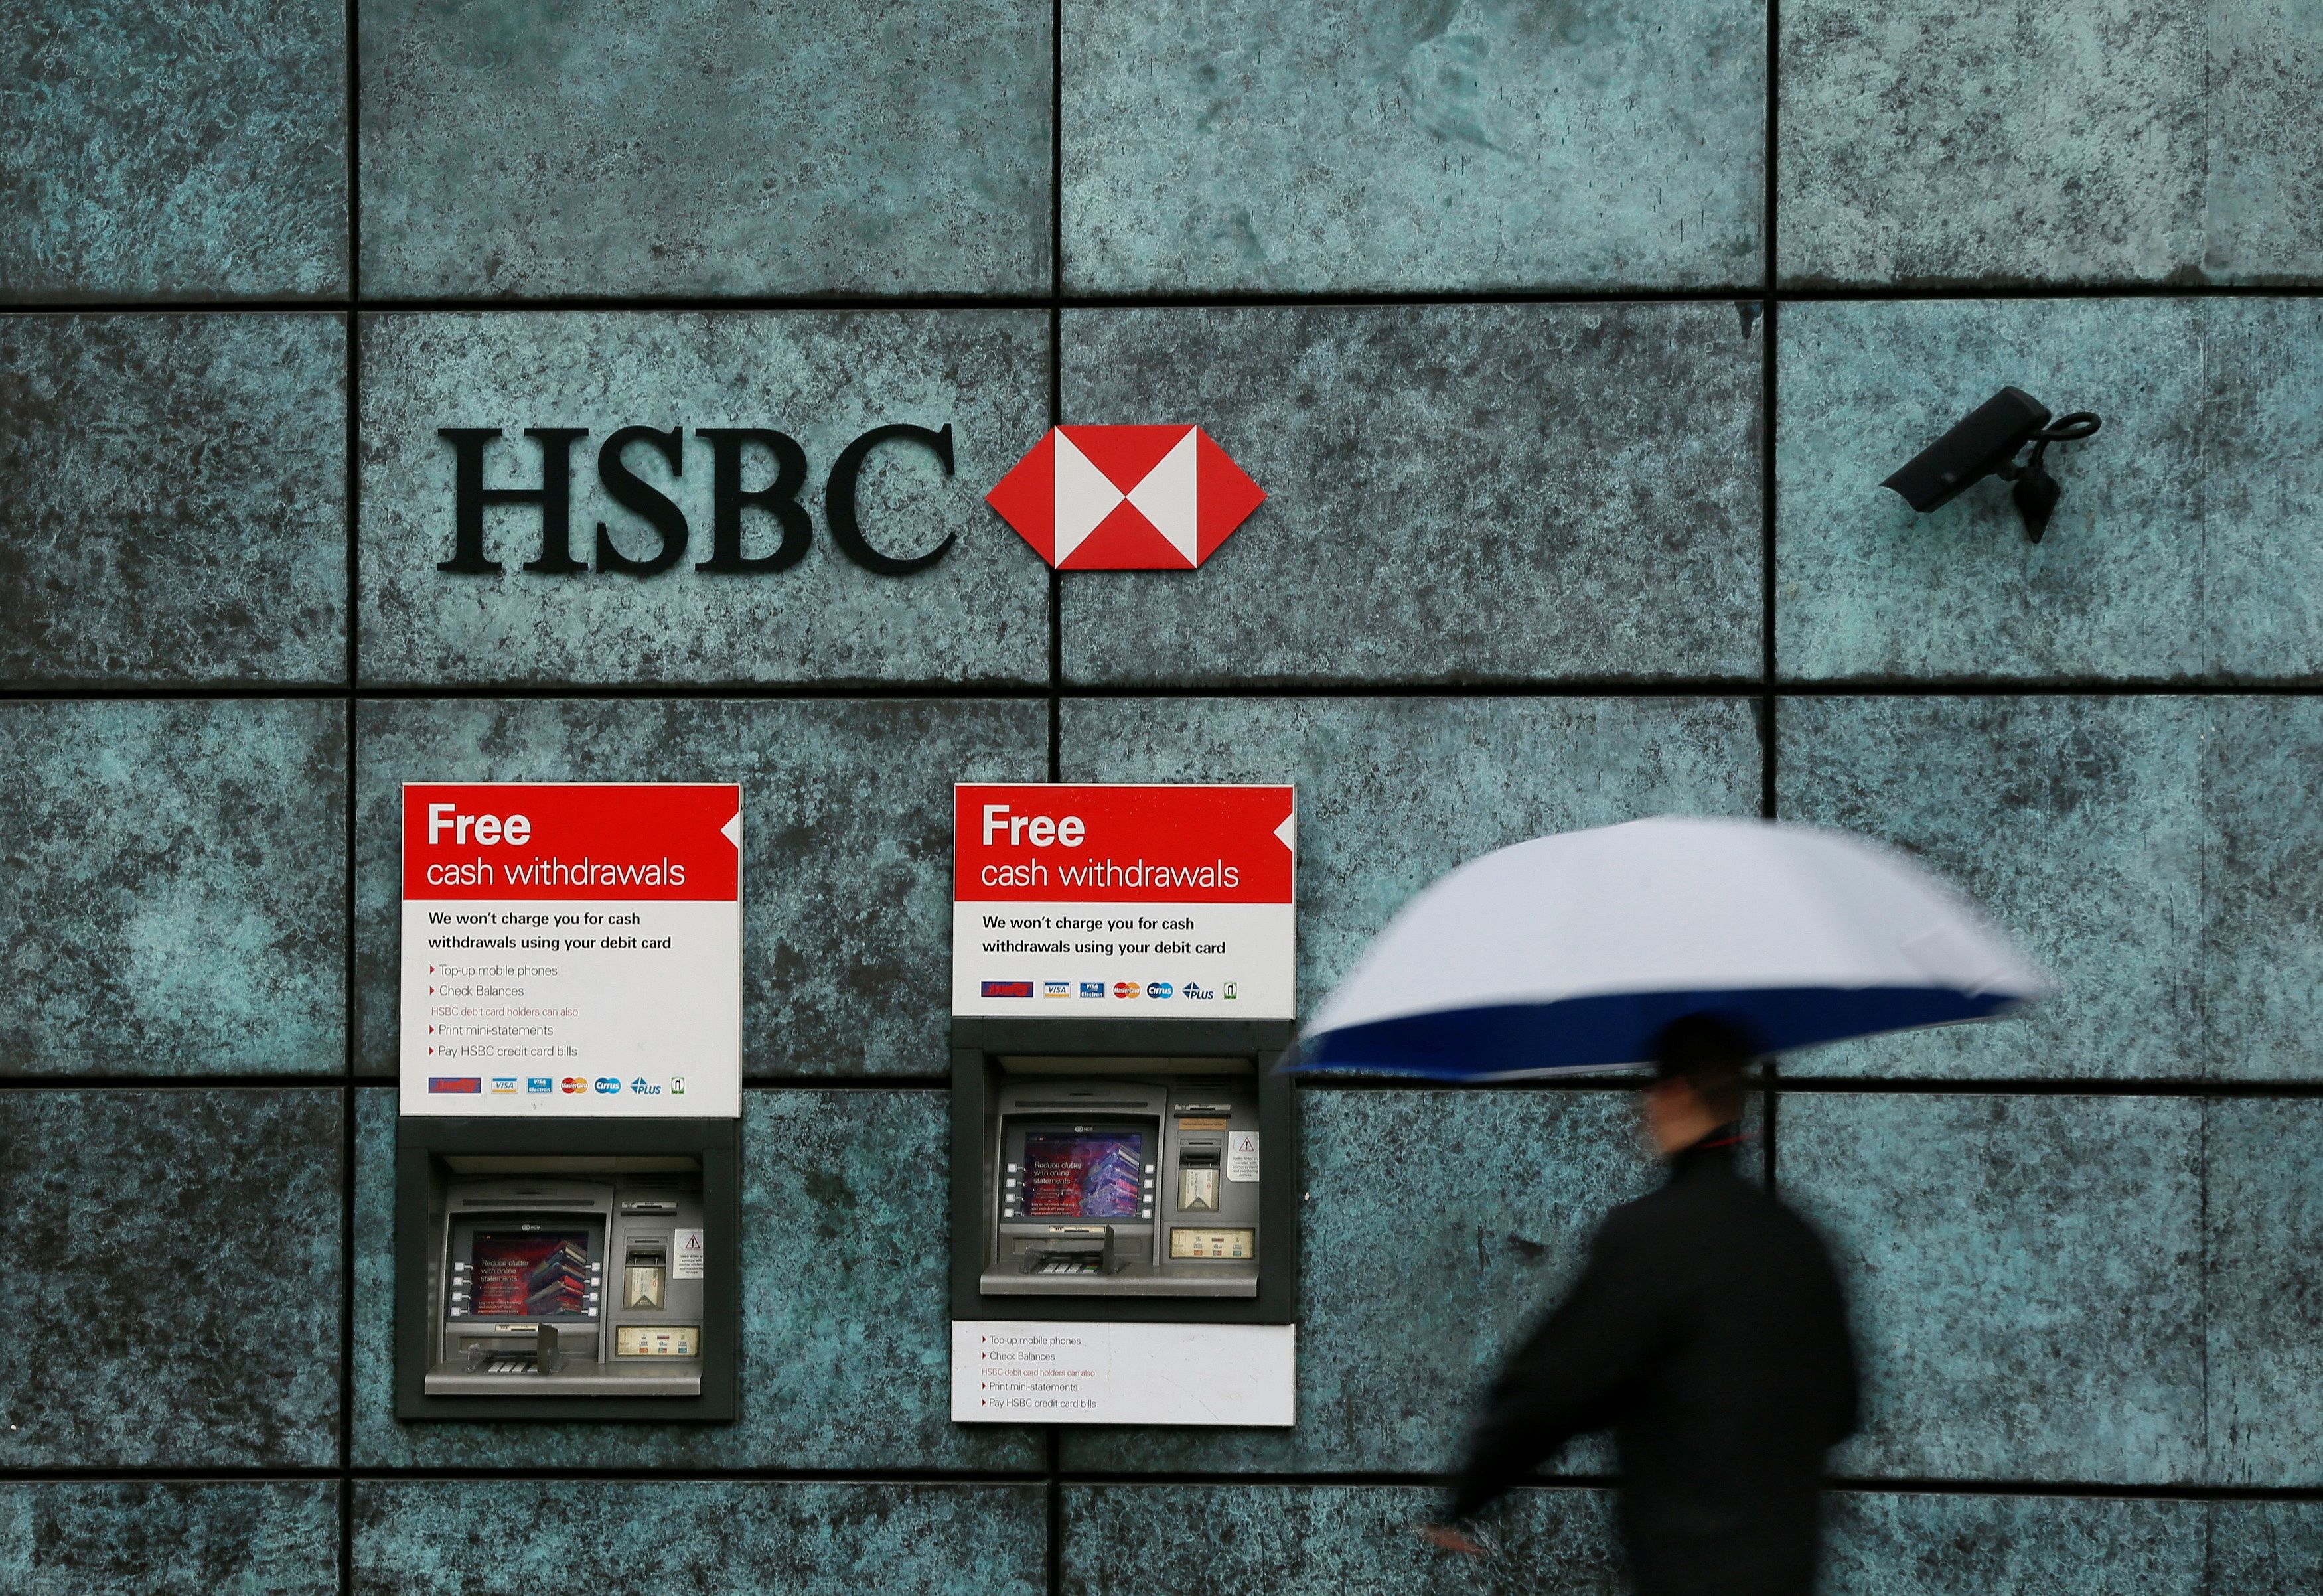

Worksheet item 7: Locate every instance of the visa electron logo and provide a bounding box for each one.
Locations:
[1079,981,1106,998]
[526,1077,553,1094]
[985,426,1264,570]
[1112,981,1139,999]
[1146,981,1173,999]
[592,1076,622,1094]
[560,1076,587,1094]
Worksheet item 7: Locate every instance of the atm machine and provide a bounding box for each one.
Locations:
[950,1015,1297,1325]
[394,780,742,1422]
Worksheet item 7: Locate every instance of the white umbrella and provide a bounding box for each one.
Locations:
[1294,816,2052,1079]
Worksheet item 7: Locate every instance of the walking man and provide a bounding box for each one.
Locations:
[1423,1015,1860,1596]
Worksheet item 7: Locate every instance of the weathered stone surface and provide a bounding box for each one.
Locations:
[2204,1099,2323,1485]
[1779,300,2323,682]
[352,697,1041,1077]
[1064,0,1764,293]
[0,1090,342,1467]
[1061,1483,1624,1594]
[350,1088,1041,1469]
[1064,696,1761,1019]
[0,1,346,299]
[359,0,1049,297]
[1,699,347,1075]
[2201,699,2323,1080]
[0,315,347,686]
[1059,305,1763,685]
[2206,1501,2323,1594]
[1822,1492,2204,1595]
[358,311,1049,686]
[354,1479,1045,1595]
[1777,696,2204,1080]
[1781,0,2323,285]
[0,1481,338,1596]
[1781,1092,2204,1483]
[1061,1089,1668,1474]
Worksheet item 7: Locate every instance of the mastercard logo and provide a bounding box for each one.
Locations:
[1113,981,1139,998]
[560,1077,587,1094]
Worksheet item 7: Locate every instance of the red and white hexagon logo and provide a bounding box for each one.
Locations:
[984,425,1266,570]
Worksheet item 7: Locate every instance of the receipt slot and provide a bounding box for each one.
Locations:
[951,1016,1298,1325]
[395,1117,739,1420]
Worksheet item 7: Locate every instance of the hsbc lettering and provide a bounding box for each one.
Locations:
[435,422,957,579]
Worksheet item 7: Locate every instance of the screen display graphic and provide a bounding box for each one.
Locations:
[1021,1132,1145,1219]
[472,1231,591,1318]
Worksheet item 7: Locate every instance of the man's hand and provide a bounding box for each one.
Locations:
[1418,1523,1487,1556]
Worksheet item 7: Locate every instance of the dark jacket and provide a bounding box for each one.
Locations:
[1448,1133,1858,1596]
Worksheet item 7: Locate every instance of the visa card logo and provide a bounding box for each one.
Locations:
[982,980,1035,998]
[490,1076,518,1093]
[1044,981,1072,998]
[428,1077,481,1093]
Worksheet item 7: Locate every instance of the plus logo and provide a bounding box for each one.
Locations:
[435,423,957,578]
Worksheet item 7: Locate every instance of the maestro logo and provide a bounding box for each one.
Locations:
[560,1076,587,1094]
[985,426,1265,569]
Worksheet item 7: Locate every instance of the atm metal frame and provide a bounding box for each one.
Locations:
[950,1015,1299,1325]
[396,1116,740,1422]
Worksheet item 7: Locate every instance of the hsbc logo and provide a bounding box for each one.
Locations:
[434,421,1266,580]
[986,426,1265,569]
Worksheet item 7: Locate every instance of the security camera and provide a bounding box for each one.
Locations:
[1882,387,2102,543]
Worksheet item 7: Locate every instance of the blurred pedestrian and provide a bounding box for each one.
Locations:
[1420,1014,1859,1596]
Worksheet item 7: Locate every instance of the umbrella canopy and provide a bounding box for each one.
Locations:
[1295,816,2052,1080]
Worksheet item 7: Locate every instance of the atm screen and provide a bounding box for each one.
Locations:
[471,1231,591,1318]
[1021,1131,1145,1218]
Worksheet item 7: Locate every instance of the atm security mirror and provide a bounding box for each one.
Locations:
[396,1119,739,1421]
[951,1018,1298,1325]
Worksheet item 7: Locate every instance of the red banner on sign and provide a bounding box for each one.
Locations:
[954,784,1294,905]
[403,783,741,901]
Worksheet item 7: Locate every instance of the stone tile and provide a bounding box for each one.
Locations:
[2205,5,2323,282]
[352,1088,1041,1469]
[0,1090,342,1467]
[1780,1093,2204,1483]
[352,697,1041,1077]
[1062,0,1764,293]
[2205,1501,2323,1595]
[1779,0,2203,286]
[1821,1492,2204,1595]
[0,1,346,300]
[358,0,1048,297]
[0,1481,338,1596]
[1776,301,2201,680]
[1782,0,2323,286]
[1060,306,1762,685]
[0,700,348,1075]
[1777,697,2204,1080]
[2202,700,2323,1080]
[1061,1090,1667,1473]
[357,311,1049,687]
[1778,300,2323,682]
[1063,696,1761,1019]
[1061,1483,1623,1595]
[354,1479,1043,1596]
[0,314,348,686]
[2204,1100,2323,1485]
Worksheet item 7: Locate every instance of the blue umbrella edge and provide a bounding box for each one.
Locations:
[1286,986,2024,1079]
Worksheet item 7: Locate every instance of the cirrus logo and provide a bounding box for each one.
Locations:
[1146,981,1173,999]
[592,1076,622,1094]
